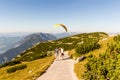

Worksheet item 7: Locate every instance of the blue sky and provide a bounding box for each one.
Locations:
[0,0,120,33]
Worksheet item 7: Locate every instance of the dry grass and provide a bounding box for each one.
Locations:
[0,56,55,80]
[74,37,113,80]
[70,36,80,39]
[74,60,88,80]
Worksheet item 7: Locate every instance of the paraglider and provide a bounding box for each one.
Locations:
[54,24,68,32]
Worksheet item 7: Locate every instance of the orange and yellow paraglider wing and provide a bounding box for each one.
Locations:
[60,24,67,32]
[54,24,68,32]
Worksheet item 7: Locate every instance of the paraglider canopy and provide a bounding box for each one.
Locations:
[54,24,68,32]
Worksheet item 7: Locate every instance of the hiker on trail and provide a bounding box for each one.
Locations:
[59,48,64,60]
[54,48,59,60]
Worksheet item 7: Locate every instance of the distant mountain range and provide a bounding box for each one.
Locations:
[0,37,23,54]
[0,33,57,64]
[52,32,79,39]
[0,32,32,37]
[107,32,120,36]
[0,32,32,54]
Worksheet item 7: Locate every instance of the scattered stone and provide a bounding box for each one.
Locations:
[76,55,86,62]
[28,70,32,73]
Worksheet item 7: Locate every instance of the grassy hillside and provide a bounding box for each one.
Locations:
[14,32,107,61]
[81,35,120,80]
[0,32,108,80]
[0,56,54,80]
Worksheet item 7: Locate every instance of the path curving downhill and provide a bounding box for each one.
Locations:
[37,52,78,80]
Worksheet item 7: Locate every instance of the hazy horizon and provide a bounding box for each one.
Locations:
[0,31,119,34]
[0,0,120,33]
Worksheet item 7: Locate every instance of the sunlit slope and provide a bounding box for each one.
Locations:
[14,32,107,61]
[80,35,120,80]
[74,36,113,79]
[0,56,54,80]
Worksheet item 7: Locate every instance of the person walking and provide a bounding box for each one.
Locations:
[54,48,59,60]
[60,48,64,60]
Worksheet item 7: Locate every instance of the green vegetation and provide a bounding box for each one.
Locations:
[7,64,27,73]
[75,38,100,54]
[0,61,21,68]
[74,33,110,79]
[70,32,108,59]
[82,35,120,80]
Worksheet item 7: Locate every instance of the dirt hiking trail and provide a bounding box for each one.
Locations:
[37,51,78,80]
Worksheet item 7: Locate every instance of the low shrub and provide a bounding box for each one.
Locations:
[7,64,27,73]
[0,61,21,68]
[75,39,100,54]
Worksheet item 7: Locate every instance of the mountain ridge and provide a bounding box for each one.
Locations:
[0,33,57,64]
